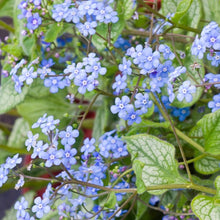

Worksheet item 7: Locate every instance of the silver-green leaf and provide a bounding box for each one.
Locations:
[124,134,187,195]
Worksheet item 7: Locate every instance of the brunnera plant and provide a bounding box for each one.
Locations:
[0,0,219,219]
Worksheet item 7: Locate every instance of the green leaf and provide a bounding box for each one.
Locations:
[194,155,220,175]
[13,0,38,57]
[191,195,220,220]
[92,18,125,51]
[195,110,220,155]
[162,0,201,32]
[127,120,169,136]
[44,23,63,42]
[2,44,22,58]
[8,118,29,148]
[0,0,14,17]
[200,0,220,25]
[133,160,147,194]
[124,134,187,195]
[16,91,75,127]
[136,192,151,220]
[162,0,178,16]
[0,79,29,114]
[92,97,116,141]
[104,192,117,209]
[171,0,193,24]
[117,0,136,20]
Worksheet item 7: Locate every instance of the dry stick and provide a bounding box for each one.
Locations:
[87,35,92,56]
[170,35,199,84]
[77,93,100,131]
[151,93,192,183]
[121,194,137,220]
[108,192,137,220]
[195,81,220,87]
[130,75,142,103]
[157,95,193,183]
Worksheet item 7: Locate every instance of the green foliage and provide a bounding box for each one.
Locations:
[117,0,136,20]
[124,134,187,195]
[135,192,151,220]
[44,23,63,43]
[0,79,29,114]
[104,192,117,209]
[171,0,193,24]
[190,110,220,155]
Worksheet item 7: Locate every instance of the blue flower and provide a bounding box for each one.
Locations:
[31,141,48,159]
[59,126,79,147]
[26,13,42,30]
[32,113,47,129]
[177,81,196,102]
[64,7,81,24]
[125,105,142,125]
[112,75,127,94]
[41,148,63,167]
[140,47,160,72]
[191,35,206,59]
[60,146,77,168]
[25,131,39,151]
[119,57,132,76]
[81,138,96,157]
[110,96,132,119]
[169,66,186,82]
[85,61,107,78]
[74,72,95,94]
[37,67,53,79]
[172,107,190,121]
[149,195,160,206]
[208,94,220,112]
[134,93,153,113]
[14,197,28,218]
[52,3,70,22]
[158,44,175,60]
[157,60,174,78]
[95,5,119,24]
[76,21,97,37]
[78,1,97,16]
[204,29,220,50]
[39,115,60,134]
[150,76,167,93]
[32,196,50,218]
[4,154,22,169]
[12,74,23,93]
[44,74,69,93]
[112,143,128,158]
[204,73,220,88]
[64,62,85,80]
[207,52,220,67]
[0,166,9,187]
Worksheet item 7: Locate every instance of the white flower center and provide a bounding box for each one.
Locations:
[147,56,152,61]
[210,37,216,43]
[119,104,124,109]
[131,114,136,120]
[182,88,187,94]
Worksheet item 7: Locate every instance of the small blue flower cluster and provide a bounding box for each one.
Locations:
[10,52,106,94]
[18,0,43,32]
[64,53,107,94]
[191,21,220,66]
[52,0,119,37]
[8,115,130,219]
[0,154,22,189]
[110,43,196,125]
